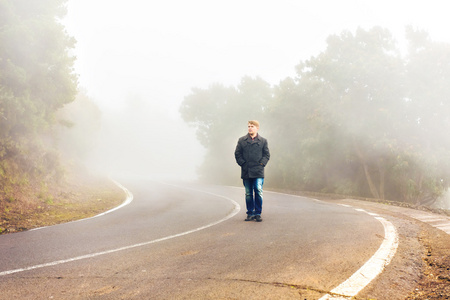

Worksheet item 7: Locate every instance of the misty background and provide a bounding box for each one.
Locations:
[3,1,448,209]
[61,1,448,175]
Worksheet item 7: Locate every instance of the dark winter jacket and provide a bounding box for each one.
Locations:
[234,134,270,179]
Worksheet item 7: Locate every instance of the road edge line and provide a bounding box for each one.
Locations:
[262,191,399,299]
[318,208,399,299]
[30,179,133,231]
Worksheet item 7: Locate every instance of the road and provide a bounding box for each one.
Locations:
[0,179,434,299]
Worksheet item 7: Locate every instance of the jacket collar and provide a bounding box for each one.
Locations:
[245,133,260,141]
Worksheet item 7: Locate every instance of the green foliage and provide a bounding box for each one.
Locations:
[181,26,450,206]
[0,0,76,137]
[180,77,272,183]
[0,0,77,201]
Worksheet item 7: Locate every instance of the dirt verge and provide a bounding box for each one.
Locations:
[405,225,450,299]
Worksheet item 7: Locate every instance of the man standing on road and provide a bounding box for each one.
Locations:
[234,120,270,222]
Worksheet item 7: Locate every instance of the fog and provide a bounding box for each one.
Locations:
[62,0,450,183]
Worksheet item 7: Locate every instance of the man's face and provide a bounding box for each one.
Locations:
[248,123,259,136]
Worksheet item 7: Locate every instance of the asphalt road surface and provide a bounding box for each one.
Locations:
[0,179,430,299]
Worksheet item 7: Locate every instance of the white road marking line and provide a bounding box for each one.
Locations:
[399,211,450,235]
[258,191,400,299]
[319,207,399,300]
[436,224,450,233]
[30,179,134,231]
[0,186,240,277]
[93,180,134,217]
[417,216,446,222]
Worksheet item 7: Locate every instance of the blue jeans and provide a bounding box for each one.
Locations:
[243,178,264,216]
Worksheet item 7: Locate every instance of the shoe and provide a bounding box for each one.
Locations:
[254,215,262,222]
[245,215,255,221]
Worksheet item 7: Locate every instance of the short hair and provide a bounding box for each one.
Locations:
[248,120,260,128]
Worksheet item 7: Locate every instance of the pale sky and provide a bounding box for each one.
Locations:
[63,0,448,112]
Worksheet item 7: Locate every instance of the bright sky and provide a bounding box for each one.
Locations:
[63,0,448,113]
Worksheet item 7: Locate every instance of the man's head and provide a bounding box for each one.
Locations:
[248,120,259,137]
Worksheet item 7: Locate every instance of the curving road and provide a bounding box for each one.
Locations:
[0,180,417,299]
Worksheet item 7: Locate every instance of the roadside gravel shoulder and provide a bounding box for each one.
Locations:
[324,198,450,300]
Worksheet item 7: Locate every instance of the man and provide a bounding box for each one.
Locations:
[234,120,270,222]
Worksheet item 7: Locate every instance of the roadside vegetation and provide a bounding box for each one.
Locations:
[0,0,124,234]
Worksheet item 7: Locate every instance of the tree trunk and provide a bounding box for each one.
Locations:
[354,141,380,199]
[377,159,385,200]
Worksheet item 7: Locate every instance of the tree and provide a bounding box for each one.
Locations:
[0,0,77,196]
[400,27,450,205]
[266,26,450,204]
[180,77,272,183]
[266,27,406,198]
